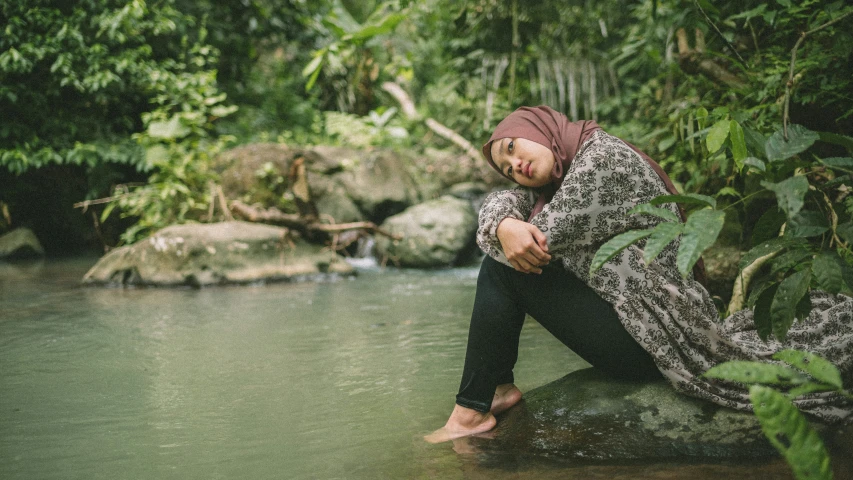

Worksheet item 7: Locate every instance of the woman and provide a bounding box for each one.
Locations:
[425,106,853,443]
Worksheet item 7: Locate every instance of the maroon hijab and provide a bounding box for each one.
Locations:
[482,106,706,284]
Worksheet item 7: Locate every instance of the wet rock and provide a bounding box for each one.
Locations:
[332,148,422,222]
[375,196,477,267]
[0,227,45,259]
[82,221,353,287]
[470,368,779,460]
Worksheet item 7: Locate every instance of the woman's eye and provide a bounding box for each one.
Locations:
[507,166,513,177]
[508,140,514,153]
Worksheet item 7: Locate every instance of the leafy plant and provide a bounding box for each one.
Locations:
[591,122,853,340]
[704,350,852,480]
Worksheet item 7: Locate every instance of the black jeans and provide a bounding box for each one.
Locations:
[455,256,661,413]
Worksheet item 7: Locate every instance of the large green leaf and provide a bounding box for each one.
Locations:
[817,131,853,154]
[650,193,716,209]
[820,157,853,172]
[812,251,844,294]
[730,120,747,168]
[770,249,812,275]
[703,361,807,386]
[837,221,853,244]
[774,349,844,389]
[786,211,829,238]
[677,208,725,277]
[751,208,786,246]
[706,119,730,153]
[643,222,684,265]
[761,176,809,219]
[770,268,812,340]
[743,157,766,172]
[751,282,778,341]
[749,385,833,480]
[629,204,680,222]
[739,237,798,270]
[589,229,653,275]
[765,124,820,162]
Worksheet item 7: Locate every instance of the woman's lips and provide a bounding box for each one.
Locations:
[524,163,532,177]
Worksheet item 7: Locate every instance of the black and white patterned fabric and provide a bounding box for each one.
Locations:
[477,130,853,423]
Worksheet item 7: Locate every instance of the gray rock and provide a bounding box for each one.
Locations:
[375,196,477,267]
[0,227,45,259]
[469,368,779,460]
[82,221,353,287]
[335,149,422,222]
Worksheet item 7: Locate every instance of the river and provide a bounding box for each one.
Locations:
[0,257,801,479]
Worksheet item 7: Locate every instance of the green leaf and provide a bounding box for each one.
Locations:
[589,229,653,275]
[730,120,747,169]
[770,268,812,340]
[715,187,742,200]
[786,211,829,238]
[743,157,766,172]
[837,221,853,244]
[751,208,786,246]
[695,107,709,130]
[774,349,844,389]
[812,251,844,294]
[147,116,190,140]
[765,124,819,162]
[302,51,325,78]
[703,361,807,386]
[743,127,767,159]
[787,382,837,399]
[628,204,680,222]
[817,130,853,153]
[820,157,853,172]
[740,237,795,270]
[761,176,809,219]
[749,385,833,480]
[677,209,725,277]
[643,222,684,265]
[650,193,716,209]
[706,119,730,153]
[752,283,778,341]
[770,249,812,275]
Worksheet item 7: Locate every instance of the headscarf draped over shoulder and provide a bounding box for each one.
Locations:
[481,105,706,284]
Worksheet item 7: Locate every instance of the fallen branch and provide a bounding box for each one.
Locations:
[382,81,481,163]
[230,200,402,240]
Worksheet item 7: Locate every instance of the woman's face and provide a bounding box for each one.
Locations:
[490,137,556,187]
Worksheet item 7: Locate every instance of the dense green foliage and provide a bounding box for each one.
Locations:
[705,350,852,480]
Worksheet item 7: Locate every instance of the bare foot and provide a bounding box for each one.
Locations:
[490,383,522,415]
[424,404,496,443]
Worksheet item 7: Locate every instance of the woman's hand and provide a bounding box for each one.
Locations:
[496,218,551,274]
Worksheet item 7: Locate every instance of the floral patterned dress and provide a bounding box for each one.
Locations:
[477,130,853,423]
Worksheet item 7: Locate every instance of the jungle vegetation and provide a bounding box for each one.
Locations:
[2,1,852,477]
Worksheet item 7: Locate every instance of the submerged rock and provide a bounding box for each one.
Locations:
[82,221,353,287]
[470,368,779,460]
[374,196,478,268]
[0,227,45,259]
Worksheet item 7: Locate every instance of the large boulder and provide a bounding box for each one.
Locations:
[215,144,424,224]
[0,227,45,259]
[468,368,781,460]
[374,196,477,267]
[82,221,353,287]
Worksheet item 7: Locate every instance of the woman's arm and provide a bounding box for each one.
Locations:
[529,136,673,259]
[476,187,548,272]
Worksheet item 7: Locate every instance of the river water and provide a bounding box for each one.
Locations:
[0,257,802,479]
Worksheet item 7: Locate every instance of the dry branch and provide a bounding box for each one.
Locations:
[381,81,481,163]
[230,200,402,240]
